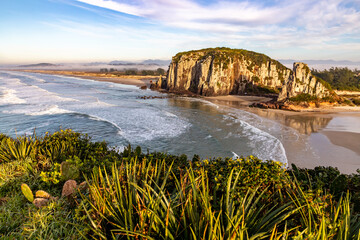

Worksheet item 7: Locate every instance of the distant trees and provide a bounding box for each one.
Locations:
[100,68,118,73]
[312,67,360,91]
[156,68,165,75]
[100,68,166,76]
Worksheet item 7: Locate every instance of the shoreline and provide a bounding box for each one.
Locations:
[12,70,360,172]
[12,69,158,88]
[14,69,360,113]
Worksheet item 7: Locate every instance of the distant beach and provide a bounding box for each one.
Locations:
[16,69,157,87]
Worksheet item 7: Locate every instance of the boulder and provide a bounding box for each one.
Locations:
[33,198,49,208]
[62,180,77,197]
[35,190,51,199]
[78,181,88,191]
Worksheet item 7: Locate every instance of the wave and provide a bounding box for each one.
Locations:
[0,88,26,105]
[5,72,46,83]
[191,97,292,165]
[28,85,78,102]
[87,114,124,136]
[84,97,116,107]
[236,118,288,165]
[4,105,72,116]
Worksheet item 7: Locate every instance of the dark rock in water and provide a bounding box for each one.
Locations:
[140,85,147,90]
[137,95,167,99]
[157,48,333,101]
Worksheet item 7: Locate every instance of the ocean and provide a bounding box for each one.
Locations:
[1,71,359,172]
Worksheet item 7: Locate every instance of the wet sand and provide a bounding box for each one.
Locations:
[321,131,360,156]
[204,95,272,107]
[205,95,360,173]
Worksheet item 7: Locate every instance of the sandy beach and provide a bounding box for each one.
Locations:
[322,131,360,156]
[16,70,157,88]
[203,95,360,173]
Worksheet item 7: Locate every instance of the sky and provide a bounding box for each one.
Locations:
[0,0,360,64]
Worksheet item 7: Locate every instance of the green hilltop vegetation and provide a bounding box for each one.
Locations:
[172,47,288,71]
[312,68,360,92]
[1,129,360,239]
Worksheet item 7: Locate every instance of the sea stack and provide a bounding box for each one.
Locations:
[159,48,332,101]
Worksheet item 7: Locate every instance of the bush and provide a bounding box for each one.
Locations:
[289,93,319,102]
[1,130,360,238]
[352,98,360,106]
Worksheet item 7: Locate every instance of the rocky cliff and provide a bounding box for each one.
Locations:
[157,48,331,101]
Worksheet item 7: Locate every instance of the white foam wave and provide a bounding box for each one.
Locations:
[231,151,240,159]
[29,85,77,102]
[6,72,46,83]
[183,97,220,108]
[238,119,288,165]
[0,88,26,105]
[4,105,72,116]
[88,97,115,107]
[30,105,72,116]
[163,110,177,118]
[88,115,124,136]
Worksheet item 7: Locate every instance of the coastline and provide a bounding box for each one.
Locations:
[13,69,157,88]
[15,69,360,113]
[321,130,360,156]
[203,95,360,173]
[12,70,360,173]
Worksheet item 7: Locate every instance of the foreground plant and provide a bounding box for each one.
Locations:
[1,130,360,239]
[82,158,298,239]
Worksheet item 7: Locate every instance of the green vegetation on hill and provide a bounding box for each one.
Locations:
[312,68,360,91]
[99,67,166,76]
[172,47,288,72]
[1,130,360,239]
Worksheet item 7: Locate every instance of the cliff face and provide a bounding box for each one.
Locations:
[278,62,330,100]
[159,48,331,101]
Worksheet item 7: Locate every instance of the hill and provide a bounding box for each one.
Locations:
[155,47,332,101]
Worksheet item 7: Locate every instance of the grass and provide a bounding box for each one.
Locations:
[0,130,360,239]
[172,47,288,72]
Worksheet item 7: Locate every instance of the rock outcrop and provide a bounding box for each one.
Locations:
[158,48,332,101]
[278,62,330,100]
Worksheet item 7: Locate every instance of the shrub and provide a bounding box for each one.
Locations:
[289,93,319,102]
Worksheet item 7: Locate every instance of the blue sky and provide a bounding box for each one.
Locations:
[0,0,359,64]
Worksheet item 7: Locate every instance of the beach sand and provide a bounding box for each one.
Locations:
[321,131,360,156]
[204,95,360,173]
[17,70,156,88]
[204,95,272,107]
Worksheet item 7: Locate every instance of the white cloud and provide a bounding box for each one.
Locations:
[63,0,360,61]
[75,0,360,38]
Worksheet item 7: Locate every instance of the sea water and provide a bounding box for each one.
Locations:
[0,71,320,166]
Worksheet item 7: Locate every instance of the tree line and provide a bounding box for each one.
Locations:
[312,67,360,91]
[100,67,166,76]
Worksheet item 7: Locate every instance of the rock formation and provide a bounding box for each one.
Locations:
[158,48,332,101]
[278,62,330,100]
